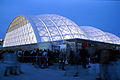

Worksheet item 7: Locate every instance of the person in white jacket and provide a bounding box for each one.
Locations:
[3,50,14,76]
[3,50,23,76]
[42,50,48,68]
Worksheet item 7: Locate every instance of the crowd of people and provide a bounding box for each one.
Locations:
[17,49,50,68]
[94,46,120,80]
[0,46,90,76]
[0,44,120,80]
[15,47,89,70]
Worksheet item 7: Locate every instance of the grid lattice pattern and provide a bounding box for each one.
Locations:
[3,14,120,47]
[80,26,120,44]
[30,14,88,42]
[3,18,37,47]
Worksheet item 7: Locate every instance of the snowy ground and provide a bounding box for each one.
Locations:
[0,62,97,80]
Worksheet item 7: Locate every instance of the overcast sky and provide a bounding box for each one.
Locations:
[0,0,120,39]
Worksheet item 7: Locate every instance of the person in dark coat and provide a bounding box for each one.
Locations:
[31,49,37,65]
[80,46,89,68]
[38,49,43,67]
[69,50,74,65]
[59,49,66,70]
[95,45,113,80]
[24,50,30,63]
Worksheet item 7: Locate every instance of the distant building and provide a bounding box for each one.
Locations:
[3,14,120,51]
[0,39,3,48]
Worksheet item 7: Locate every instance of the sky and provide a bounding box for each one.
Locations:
[0,0,120,39]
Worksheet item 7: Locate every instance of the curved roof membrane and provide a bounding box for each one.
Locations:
[30,14,88,42]
[3,14,88,47]
[80,26,111,42]
[3,16,37,47]
[105,32,120,44]
[80,26,120,44]
[3,14,120,47]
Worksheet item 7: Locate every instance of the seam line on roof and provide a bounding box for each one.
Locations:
[46,17,64,41]
[60,19,74,38]
[37,18,53,41]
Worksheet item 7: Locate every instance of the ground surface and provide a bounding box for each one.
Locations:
[0,62,97,80]
[1,60,120,80]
